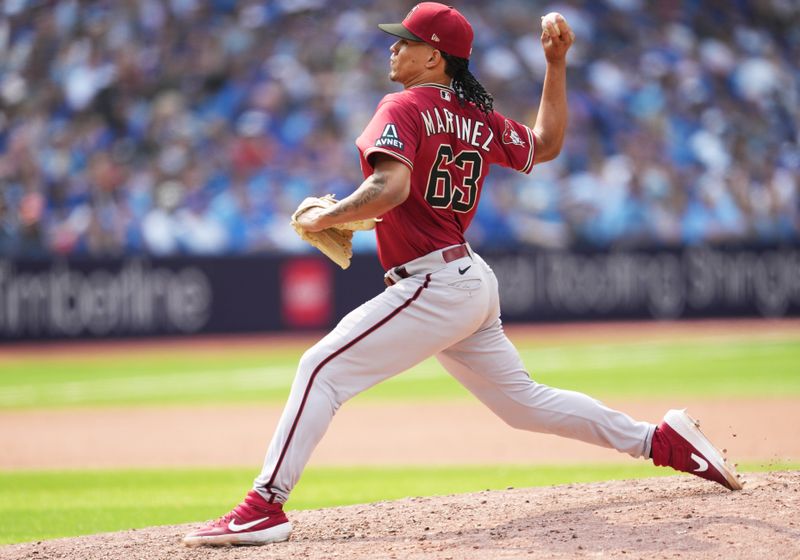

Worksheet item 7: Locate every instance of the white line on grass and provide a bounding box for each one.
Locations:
[0,366,297,407]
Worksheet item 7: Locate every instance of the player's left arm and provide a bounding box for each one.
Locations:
[296,154,410,232]
[531,12,575,164]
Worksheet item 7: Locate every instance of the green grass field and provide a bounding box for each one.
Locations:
[1,328,798,545]
[2,335,799,408]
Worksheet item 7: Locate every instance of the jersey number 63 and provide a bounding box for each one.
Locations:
[424,145,483,213]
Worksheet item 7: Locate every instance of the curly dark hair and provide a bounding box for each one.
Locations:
[441,52,494,114]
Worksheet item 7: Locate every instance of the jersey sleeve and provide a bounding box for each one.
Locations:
[356,95,419,172]
[489,109,536,174]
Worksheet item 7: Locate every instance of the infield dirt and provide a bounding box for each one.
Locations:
[2,471,798,560]
[2,398,798,469]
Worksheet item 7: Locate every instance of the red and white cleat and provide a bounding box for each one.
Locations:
[652,409,743,491]
[182,490,292,546]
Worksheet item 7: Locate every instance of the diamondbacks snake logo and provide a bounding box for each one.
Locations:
[502,119,526,147]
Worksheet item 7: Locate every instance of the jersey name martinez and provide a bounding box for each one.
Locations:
[420,107,494,152]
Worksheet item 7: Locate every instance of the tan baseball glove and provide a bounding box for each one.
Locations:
[290,194,379,269]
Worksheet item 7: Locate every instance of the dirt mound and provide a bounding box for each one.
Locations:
[3,472,798,560]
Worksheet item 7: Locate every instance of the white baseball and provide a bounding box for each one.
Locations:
[541,12,560,37]
[541,12,574,42]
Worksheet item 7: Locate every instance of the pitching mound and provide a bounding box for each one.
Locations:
[3,472,798,560]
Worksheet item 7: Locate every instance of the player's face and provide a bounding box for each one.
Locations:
[388,39,435,85]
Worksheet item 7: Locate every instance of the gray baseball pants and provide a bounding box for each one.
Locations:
[255,245,654,503]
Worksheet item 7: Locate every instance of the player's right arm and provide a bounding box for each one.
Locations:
[531,12,575,164]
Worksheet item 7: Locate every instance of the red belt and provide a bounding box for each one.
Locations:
[384,244,470,287]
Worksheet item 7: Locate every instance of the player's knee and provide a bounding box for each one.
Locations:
[296,346,326,381]
[295,346,343,406]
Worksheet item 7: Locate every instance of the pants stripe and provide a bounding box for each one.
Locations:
[265,274,432,501]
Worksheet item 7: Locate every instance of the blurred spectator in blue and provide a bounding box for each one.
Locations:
[0,0,797,258]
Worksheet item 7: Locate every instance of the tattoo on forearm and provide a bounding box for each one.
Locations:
[328,173,387,217]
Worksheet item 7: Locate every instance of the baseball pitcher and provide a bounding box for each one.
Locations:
[184,2,741,547]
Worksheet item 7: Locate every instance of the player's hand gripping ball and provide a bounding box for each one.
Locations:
[540,12,575,60]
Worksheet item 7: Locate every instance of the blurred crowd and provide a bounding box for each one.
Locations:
[1,0,798,258]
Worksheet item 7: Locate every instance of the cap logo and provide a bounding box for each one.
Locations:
[431,33,440,42]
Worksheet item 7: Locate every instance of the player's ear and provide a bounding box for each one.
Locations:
[426,49,442,69]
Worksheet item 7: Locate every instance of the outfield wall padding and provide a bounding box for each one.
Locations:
[1,246,798,341]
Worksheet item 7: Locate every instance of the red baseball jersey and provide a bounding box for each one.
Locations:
[355,83,535,270]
